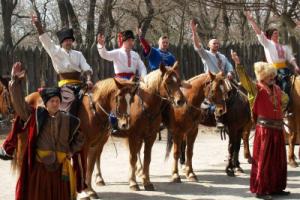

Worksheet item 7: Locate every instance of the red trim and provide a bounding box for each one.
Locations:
[115,72,134,79]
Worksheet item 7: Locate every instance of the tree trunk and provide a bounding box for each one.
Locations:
[65,0,82,45]
[86,0,96,47]
[97,0,115,45]
[139,0,154,38]
[56,0,69,28]
[1,0,17,48]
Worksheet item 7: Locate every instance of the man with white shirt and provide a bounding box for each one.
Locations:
[32,16,93,115]
[97,30,147,80]
[245,11,300,115]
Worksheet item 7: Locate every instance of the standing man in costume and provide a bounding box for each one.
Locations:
[1,62,84,200]
[136,28,176,70]
[245,11,300,113]
[97,30,147,80]
[190,19,234,128]
[250,61,289,199]
[32,16,93,115]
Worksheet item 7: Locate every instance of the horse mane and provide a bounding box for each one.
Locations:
[92,78,117,101]
[142,69,163,93]
[187,73,208,83]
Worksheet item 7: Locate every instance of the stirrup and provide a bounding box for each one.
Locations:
[216,122,224,129]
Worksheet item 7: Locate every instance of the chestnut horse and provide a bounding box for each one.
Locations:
[165,72,252,182]
[10,77,138,198]
[0,77,13,120]
[89,63,186,193]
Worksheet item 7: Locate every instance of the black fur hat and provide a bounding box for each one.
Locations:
[56,28,75,44]
[121,30,135,42]
[39,87,62,104]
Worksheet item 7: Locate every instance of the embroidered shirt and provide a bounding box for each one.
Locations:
[97,44,147,78]
[257,33,295,64]
[39,33,93,74]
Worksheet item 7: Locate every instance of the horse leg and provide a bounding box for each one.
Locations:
[84,145,99,198]
[171,134,182,183]
[242,122,252,164]
[179,140,186,166]
[141,135,156,191]
[226,131,235,177]
[233,130,244,174]
[95,135,109,186]
[288,129,298,167]
[128,137,141,191]
[185,128,198,182]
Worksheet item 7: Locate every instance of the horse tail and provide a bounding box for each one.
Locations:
[165,129,173,160]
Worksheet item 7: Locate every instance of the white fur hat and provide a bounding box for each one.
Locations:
[254,62,277,81]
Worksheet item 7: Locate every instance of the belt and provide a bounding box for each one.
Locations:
[36,149,77,200]
[273,62,287,69]
[257,116,283,130]
[115,72,135,80]
[58,79,82,87]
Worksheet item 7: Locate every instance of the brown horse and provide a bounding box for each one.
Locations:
[287,76,300,167]
[0,77,13,119]
[89,63,186,193]
[10,77,138,199]
[165,72,252,182]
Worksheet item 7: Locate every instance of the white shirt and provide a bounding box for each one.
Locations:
[39,33,92,74]
[257,33,295,64]
[97,44,147,78]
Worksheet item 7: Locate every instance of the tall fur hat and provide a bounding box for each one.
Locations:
[56,28,75,44]
[254,62,277,81]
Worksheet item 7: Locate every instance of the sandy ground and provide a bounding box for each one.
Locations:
[0,126,299,200]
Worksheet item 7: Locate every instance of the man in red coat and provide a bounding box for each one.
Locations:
[251,62,290,199]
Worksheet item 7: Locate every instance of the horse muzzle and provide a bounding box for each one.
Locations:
[117,116,130,130]
[214,104,227,117]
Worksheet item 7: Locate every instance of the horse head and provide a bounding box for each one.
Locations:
[159,62,186,107]
[204,71,230,117]
[112,77,137,130]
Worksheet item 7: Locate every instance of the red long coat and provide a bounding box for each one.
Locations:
[250,83,287,195]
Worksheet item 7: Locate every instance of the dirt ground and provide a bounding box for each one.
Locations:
[0,125,299,200]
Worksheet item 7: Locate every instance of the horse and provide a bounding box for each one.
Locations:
[286,76,300,167]
[0,77,14,121]
[88,63,186,193]
[165,72,252,182]
[10,77,139,198]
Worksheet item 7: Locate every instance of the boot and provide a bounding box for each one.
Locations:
[0,147,13,160]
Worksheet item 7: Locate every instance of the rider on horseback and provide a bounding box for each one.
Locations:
[245,11,300,116]
[190,19,234,129]
[97,30,147,133]
[32,15,94,116]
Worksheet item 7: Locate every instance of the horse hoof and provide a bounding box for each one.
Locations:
[247,157,253,164]
[187,174,198,182]
[171,176,181,183]
[96,180,106,186]
[144,183,155,191]
[226,169,235,177]
[288,160,298,168]
[89,192,99,199]
[130,184,140,191]
[234,167,244,174]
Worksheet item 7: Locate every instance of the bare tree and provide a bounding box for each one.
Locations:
[86,0,96,46]
[1,0,18,48]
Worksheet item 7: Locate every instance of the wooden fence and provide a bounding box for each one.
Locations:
[1,42,300,93]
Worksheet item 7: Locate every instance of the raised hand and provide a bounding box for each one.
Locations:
[244,10,253,21]
[231,50,240,65]
[11,62,26,79]
[190,19,198,33]
[31,15,44,34]
[97,33,105,46]
[136,27,142,37]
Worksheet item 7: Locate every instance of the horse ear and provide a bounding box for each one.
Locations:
[114,78,125,89]
[208,71,215,80]
[159,63,167,75]
[172,61,179,71]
